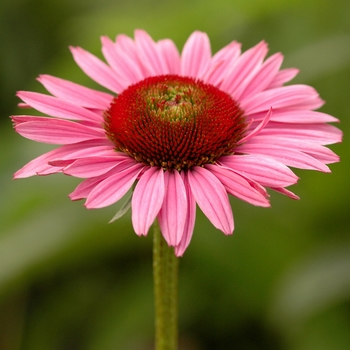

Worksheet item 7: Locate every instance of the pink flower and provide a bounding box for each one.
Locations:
[12,30,342,256]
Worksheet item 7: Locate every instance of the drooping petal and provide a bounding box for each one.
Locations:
[220,154,299,188]
[37,74,113,109]
[12,116,105,144]
[205,164,270,207]
[85,161,144,208]
[181,31,211,79]
[175,172,196,257]
[188,166,233,235]
[132,167,165,236]
[158,171,187,246]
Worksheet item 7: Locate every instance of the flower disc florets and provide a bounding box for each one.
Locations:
[104,75,247,171]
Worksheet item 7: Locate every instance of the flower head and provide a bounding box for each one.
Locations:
[12,30,342,256]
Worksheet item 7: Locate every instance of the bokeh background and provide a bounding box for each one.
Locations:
[1,0,349,349]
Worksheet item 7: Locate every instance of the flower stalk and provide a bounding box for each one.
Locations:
[153,221,179,350]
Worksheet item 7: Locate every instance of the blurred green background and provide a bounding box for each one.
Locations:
[1,0,349,349]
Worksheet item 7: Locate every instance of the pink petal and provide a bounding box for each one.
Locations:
[238,108,272,144]
[241,85,324,115]
[158,171,187,246]
[12,116,105,144]
[238,175,269,198]
[47,144,116,168]
[101,36,144,87]
[85,162,144,208]
[14,147,67,178]
[115,34,138,58]
[17,91,102,122]
[54,145,117,160]
[205,164,270,207]
[70,157,141,201]
[236,143,331,172]
[220,154,298,188]
[48,159,75,167]
[259,122,342,145]
[37,74,113,109]
[239,53,284,100]
[13,140,112,178]
[212,40,241,64]
[238,135,340,164]
[12,115,47,125]
[204,40,242,86]
[115,33,150,78]
[157,39,181,75]
[221,41,269,99]
[35,146,116,176]
[267,68,299,88]
[247,109,339,124]
[134,30,169,75]
[188,166,233,235]
[273,110,339,123]
[18,103,31,108]
[70,46,124,93]
[181,31,211,79]
[63,155,129,178]
[132,167,165,236]
[271,187,300,200]
[175,172,196,257]
[202,60,225,86]
[69,177,105,201]
[69,158,135,201]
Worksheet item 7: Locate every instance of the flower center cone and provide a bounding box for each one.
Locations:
[104,75,247,171]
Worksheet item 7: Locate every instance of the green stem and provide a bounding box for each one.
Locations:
[153,221,179,350]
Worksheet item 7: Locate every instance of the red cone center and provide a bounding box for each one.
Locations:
[104,75,247,170]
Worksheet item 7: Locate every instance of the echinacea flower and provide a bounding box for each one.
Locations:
[12,30,342,256]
